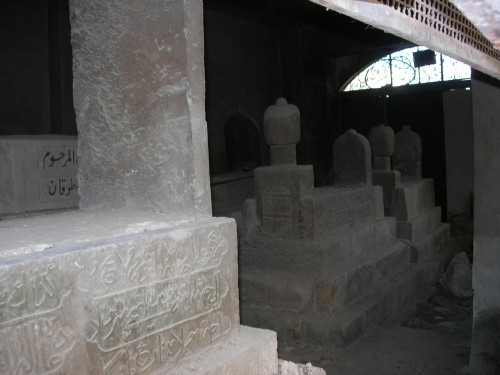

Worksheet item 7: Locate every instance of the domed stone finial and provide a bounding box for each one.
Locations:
[263,97,300,165]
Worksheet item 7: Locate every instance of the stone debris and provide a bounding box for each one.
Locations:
[440,251,473,298]
[279,360,327,375]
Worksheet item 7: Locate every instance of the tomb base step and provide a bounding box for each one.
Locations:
[411,223,451,263]
[240,217,398,275]
[167,326,279,375]
[0,211,246,375]
[240,239,410,315]
[390,178,436,221]
[241,253,450,348]
[397,206,442,242]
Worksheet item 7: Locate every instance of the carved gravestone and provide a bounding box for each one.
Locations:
[333,129,372,185]
[394,125,422,178]
[254,98,313,238]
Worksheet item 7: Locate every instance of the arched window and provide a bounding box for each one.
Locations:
[342,46,471,92]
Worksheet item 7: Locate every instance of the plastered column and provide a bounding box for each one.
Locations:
[470,72,500,374]
[70,0,211,215]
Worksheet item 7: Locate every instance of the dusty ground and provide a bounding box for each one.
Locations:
[279,290,472,375]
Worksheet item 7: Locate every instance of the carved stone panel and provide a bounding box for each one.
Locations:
[323,187,376,230]
[254,165,314,238]
[0,217,238,375]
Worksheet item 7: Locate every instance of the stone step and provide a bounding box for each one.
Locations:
[397,206,442,242]
[320,216,398,265]
[391,178,435,221]
[0,212,243,375]
[168,326,279,374]
[241,257,445,348]
[240,239,410,316]
[240,217,398,276]
[411,222,451,263]
[301,185,385,239]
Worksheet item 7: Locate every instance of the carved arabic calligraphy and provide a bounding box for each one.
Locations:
[83,270,229,352]
[77,230,229,298]
[262,184,294,236]
[0,316,75,375]
[97,311,232,375]
[0,264,72,326]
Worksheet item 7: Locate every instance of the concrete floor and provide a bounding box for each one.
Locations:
[279,291,472,375]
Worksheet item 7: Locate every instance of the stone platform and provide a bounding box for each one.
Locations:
[0,210,279,375]
[391,178,450,262]
[239,185,437,347]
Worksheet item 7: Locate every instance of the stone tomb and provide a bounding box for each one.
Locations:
[0,135,79,215]
[0,211,278,374]
[239,105,437,348]
[391,127,450,262]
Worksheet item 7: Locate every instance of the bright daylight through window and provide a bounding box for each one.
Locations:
[343,46,471,92]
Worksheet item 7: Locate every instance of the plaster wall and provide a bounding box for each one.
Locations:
[204,11,282,175]
[470,72,500,374]
[443,90,474,217]
[0,2,51,135]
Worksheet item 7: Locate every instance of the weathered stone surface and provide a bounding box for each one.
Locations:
[70,0,210,215]
[440,252,473,298]
[171,326,279,375]
[332,129,372,186]
[301,185,384,239]
[240,216,397,276]
[372,169,402,215]
[391,178,436,221]
[396,206,442,242]
[254,165,314,238]
[0,213,241,374]
[0,135,78,215]
[394,126,422,178]
[369,124,395,157]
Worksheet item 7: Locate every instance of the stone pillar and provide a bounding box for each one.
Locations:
[469,72,500,375]
[443,90,474,217]
[0,2,281,375]
[254,98,313,238]
[71,0,211,216]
